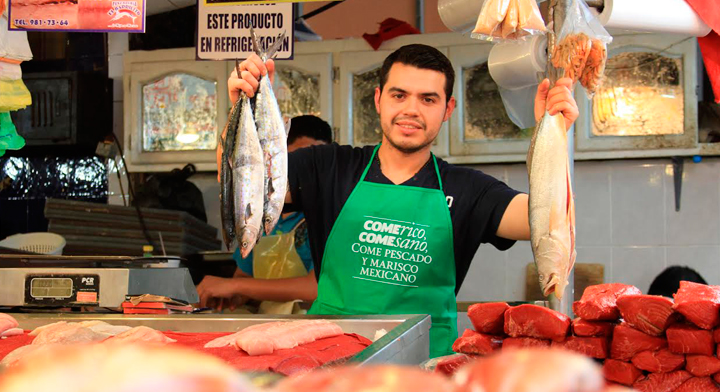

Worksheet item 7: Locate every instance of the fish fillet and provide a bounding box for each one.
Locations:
[527,111,576,299]
[204,320,343,356]
[104,326,175,345]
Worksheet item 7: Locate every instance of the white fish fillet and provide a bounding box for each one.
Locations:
[527,112,577,299]
[204,320,343,356]
[104,326,175,345]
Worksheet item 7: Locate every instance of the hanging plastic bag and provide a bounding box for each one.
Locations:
[0,15,33,62]
[472,0,546,42]
[0,79,31,111]
[0,62,21,80]
[0,112,25,157]
[550,0,612,97]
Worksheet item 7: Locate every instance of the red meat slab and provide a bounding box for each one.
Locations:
[673,281,720,330]
[667,324,715,356]
[502,337,551,350]
[603,359,644,386]
[633,371,692,392]
[631,349,686,373]
[551,336,609,359]
[611,324,668,361]
[504,304,570,342]
[573,284,642,321]
[616,295,678,336]
[452,329,502,356]
[467,302,510,335]
[686,355,720,377]
[572,318,615,337]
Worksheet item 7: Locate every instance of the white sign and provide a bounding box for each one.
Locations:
[197,1,294,61]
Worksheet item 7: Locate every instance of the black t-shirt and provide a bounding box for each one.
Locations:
[286,144,522,293]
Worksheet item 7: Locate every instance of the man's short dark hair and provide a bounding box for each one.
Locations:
[648,265,707,298]
[287,115,333,145]
[378,44,455,103]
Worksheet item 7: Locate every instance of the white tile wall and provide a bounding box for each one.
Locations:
[458,157,720,301]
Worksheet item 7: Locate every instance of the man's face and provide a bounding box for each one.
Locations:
[374,63,455,154]
[288,136,326,153]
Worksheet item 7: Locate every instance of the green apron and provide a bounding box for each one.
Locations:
[308,145,458,357]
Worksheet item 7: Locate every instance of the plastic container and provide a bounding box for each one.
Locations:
[0,232,66,255]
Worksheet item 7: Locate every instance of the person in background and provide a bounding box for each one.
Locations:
[647,265,708,298]
[197,115,333,310]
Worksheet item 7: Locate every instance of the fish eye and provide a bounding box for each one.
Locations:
[242,241,248,248]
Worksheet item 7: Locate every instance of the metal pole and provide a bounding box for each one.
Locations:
[416,0,425,33]
[547,0,575,317]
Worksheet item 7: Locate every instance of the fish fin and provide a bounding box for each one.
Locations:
[245,204,252,222]
[267,177,275,195]
[284,117,292,136]
[265,31,287,59]
[250,27,263,57]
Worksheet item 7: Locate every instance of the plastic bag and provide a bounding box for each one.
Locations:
[0,79,31,112]
[550,0,612,97]
[0,112,25,157]
[472,0,545,42]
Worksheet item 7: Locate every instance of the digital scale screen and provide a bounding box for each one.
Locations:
[24,274,99,305]
[30,278,73,299]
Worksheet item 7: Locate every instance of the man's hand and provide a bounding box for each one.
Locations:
[218,55,276,182]
[534,78,579,131]
[196,275,242,311]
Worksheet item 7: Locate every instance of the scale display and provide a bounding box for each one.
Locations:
[30,278,73,299]
[24,274,100,306]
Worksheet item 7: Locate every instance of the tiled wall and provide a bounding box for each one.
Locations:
[457,158,720,302]
[109,157,720,301]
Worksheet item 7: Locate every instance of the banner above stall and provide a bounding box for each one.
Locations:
[8,0,146,32]
[197,1,294,61]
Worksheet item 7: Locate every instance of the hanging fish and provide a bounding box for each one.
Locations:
[234,94,265,258]
[251,28,288,235]
[527,111,576,299]
[219,59,244,250]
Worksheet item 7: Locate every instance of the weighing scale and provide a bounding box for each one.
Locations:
[0,254,199,308]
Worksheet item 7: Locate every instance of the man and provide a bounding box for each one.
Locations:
[197,115,332,309]
[222,44,578,357]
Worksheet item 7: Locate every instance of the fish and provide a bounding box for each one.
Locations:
[527,111,576,299]
[233,95,265,258]
[252,30,288,235]
[220,67,244,250]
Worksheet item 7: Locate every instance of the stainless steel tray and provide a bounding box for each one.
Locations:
[10,313,431,366]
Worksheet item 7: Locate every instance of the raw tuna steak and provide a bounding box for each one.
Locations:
[504,304,570,341]
[502,337,551,349]
[573,284,642,321]
[551,336,609,359]
[617,295,678,336]
[675,377,720,392]
[572,318,615,337]
[673,281,720,330]
[603,359,644,386]
[452,329,502,355]
[631,349,686,373]
[467,302,509,334]
[714,329,720,343]
[633,371,692,392]
[686,355,720,377]
[611,324,668,361]
[714,373,720,385]
[667,324,714,355]
[434,354,473,376]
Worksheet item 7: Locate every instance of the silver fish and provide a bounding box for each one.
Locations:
[234,95,265,258]
[252,30,288,235]
[220,67,243,250]
[527,111,576,299]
